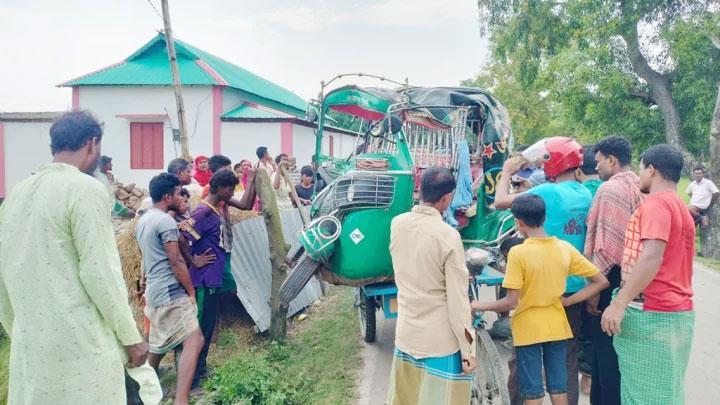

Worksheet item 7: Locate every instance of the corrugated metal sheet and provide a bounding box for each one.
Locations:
[231,207,322,333]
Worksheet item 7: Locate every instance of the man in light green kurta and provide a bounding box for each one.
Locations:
[0,111,148,404]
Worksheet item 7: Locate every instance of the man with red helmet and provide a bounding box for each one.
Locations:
[495,136,595,405]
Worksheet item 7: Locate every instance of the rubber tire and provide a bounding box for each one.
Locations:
[357,288,377,343]
[472,329,511,405]
[278,253,322,305]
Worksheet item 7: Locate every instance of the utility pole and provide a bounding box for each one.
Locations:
[161,0,191,161]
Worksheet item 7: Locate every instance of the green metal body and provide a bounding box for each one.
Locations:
[308,84,513,284]
[330,170,414,279]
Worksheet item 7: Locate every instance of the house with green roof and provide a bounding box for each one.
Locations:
[56,33,356,188]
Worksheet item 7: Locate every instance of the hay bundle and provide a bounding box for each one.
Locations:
[116,217,143,306]
[228,207,259,225]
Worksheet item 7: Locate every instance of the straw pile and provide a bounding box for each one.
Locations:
[116,217,143,307]
[229,206,259,224]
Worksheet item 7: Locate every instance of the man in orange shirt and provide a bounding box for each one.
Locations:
[601,144,695,405]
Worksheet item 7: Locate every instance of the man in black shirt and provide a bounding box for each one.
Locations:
[295,166,315,205]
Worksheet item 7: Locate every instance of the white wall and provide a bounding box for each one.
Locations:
[78,86,214,189]
[294,125,357,164]
[2,121,54,194]
[222,88,249,114]
[220,122,356,169]
[220,122,281,165]
[292,125,318,167]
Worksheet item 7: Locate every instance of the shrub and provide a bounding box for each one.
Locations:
[203,348,306,405]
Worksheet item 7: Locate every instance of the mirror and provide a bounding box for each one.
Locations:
[306,108,318,123]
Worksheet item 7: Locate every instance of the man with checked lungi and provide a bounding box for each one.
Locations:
[387,166,476,405]
[601,144,695,405]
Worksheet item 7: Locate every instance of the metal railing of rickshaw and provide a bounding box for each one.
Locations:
[366,103,471,173]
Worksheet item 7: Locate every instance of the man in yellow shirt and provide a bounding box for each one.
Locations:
[472,194,608,405]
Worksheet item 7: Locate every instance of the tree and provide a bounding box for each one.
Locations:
[254,170,291,341]
[701,27,720,259]
[475,0,719,161]
[473,1,720,259]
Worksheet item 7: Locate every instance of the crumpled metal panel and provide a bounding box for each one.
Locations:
[230,208,321,333]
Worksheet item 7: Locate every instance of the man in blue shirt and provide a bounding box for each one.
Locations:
[495,137,591,405]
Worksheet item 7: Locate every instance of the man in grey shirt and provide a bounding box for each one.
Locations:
[136,173,204,404]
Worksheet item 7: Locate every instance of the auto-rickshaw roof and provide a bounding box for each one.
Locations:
[321,85,512,143]
[323,85,399,121]
[403,87,512,143]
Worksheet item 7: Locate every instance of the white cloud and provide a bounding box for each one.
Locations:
[240,0,476,33]
[0,0,488,111]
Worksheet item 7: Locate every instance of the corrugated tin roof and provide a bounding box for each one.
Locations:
[60,34,307,117]
[222,104,290,120]
[230,208,323,333]
[0,111,63,122]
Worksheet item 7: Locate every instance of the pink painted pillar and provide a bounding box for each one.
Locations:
[212,86,222,154]
[280,122,293,155]
[71,87,80,110]
[0,122,5,198]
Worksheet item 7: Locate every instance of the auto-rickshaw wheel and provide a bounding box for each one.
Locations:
[357,288,376,343]
[471,328,510,405]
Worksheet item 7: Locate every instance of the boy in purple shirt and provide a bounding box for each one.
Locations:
[181,169,238,388]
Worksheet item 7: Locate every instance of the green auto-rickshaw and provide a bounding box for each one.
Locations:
[281,74,516,404]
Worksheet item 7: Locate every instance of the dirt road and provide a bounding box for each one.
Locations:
[355,263,720,404]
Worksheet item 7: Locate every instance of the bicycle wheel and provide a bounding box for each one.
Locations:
[471,328,510,405]
[356,288,376,343]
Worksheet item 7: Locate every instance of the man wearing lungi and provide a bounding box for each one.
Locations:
[602,144,695,405]
[137,173,204,404]
[387,166,476,405]
[584,136,644,405]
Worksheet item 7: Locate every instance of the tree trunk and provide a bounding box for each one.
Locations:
[255,170,291,341]
[621,23,694,166]
[701,79,720,259]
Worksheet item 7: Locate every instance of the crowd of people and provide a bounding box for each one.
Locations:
[0,109,711,405]
[389,135,700,405]
[130,142,323,401]
[0,111,327,404]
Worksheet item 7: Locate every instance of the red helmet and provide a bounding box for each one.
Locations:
[543,137,584,179]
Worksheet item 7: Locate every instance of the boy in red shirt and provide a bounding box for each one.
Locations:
[601,144,695,405]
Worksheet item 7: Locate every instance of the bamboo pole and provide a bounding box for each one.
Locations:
[161,0,191,161]
[279,166,310,225]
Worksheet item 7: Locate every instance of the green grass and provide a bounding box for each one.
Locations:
[202,287,362,404]
[678,176,691,204]
[697,256,720,272]
[0,335,9,405]
[0,288,362,405]
[280,288,362,404]
[679,176,711,261]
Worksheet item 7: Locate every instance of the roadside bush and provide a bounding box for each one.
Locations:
[203,347,307,405]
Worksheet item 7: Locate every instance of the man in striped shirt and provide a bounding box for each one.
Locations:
[583,135,643,405]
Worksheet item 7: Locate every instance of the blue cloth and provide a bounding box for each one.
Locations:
[516,340,568,399]
[392,349,473,381]
[445,141,473,227]
[527,169,547,187]
[527,182,592,293]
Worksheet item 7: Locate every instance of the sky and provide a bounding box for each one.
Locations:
[0,0,489,112]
